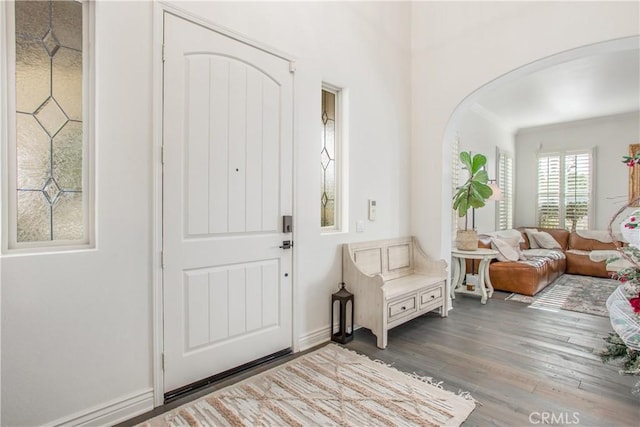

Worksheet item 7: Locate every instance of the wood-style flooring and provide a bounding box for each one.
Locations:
[347,293,639,426]
[121,293,639,426]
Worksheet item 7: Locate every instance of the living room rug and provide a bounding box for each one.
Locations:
[505,274,619,317]
[139,344,476,427]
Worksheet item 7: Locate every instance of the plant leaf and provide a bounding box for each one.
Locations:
[470,198,485,209]
[471,154,487,173]
[474,169,489,183]
[453,195,461,210]
[456,198,468,217]
[471,181,493,199]
[460,151,472,172]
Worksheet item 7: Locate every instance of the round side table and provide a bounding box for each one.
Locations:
[451,248,498,304]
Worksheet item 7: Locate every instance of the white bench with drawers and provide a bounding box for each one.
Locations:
[342,237,448,349]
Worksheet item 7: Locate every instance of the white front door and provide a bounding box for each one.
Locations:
[162,13,294,394]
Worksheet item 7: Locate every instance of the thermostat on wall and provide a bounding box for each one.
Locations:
[368,199,376,221]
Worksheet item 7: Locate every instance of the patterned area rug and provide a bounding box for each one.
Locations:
[140,344,475,426]
[505,274,619,317]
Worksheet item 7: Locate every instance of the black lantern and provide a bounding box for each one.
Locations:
[331,282,354,344]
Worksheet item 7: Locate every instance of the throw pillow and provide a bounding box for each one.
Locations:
[491,237,523,262]
[532,231,561,249]
[524,228,540,249]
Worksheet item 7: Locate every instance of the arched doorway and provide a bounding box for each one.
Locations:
[441,36,639,252]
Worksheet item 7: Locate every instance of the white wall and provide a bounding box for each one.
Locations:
[515,112,640,229]
[2,1,638,424]
[2,2,155,425]
[411,1,640,262]
[175,0,412,343]
[1,1,412,425]
[455,105,514,233]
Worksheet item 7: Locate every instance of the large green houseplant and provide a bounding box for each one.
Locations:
[453,151,493,250]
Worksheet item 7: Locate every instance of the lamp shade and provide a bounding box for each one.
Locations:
[488,182,503,201]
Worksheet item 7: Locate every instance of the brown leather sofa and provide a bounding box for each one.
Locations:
[565,233,617,278]
[472,227,617,296]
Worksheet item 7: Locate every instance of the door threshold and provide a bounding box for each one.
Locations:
[164,347,293,403]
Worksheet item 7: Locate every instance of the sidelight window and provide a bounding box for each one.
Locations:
[4,0,92,249]
[321,86,342,231]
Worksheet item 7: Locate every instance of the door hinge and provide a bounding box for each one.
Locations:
[161,146,165,165]
[289,61,296,73]
[162,44,166,62]
[160,250,165,268]
[161,353,165,371]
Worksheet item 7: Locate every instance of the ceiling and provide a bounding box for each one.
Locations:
[473,47,640,133]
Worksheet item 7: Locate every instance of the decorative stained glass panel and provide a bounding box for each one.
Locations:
[321,89,336,228]
[14,0,84,243]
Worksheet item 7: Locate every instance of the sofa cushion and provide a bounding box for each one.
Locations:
[589,250,620,262]
[566,248,590,256]
[517,227,570,250]
[570,232,619,251]
[523,249,565,260]
[532,231,562,249]
[489,260,549,296]
[524,228,540,249]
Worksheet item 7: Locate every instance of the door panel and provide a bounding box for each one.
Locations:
[183,55,282,236]
[163,13,293,393]
[182,260,280,351]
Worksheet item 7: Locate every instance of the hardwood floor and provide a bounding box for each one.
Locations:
[347,293,639,426]
[122,293,639,426]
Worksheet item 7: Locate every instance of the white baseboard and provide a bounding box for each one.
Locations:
[298,324,364,351]
[298,326,331,351]
[45,388,154,427]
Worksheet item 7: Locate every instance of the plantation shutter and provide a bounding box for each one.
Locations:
[452,136,460,238]
[564,152,591,231]
[537,151,592,230]
[537,155,561,228]
[497,151,513,230]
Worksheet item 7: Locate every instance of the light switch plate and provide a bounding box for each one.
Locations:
[356,220,365,232]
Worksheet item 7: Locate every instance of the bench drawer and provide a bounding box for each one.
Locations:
[420,285,443,307]
[388,295,417,321]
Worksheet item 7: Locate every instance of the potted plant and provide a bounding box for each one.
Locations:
[453,151,493,250]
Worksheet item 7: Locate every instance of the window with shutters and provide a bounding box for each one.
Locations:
[4,0,93,250]
[496,149,513,230]
[537,150,592,231]
[451,135,460,238]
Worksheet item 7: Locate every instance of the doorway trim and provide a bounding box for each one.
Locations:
[151,1,296,407]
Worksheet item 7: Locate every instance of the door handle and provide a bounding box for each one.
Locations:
[279,240,293,250]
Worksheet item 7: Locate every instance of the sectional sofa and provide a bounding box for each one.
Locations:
[475,227,620,296]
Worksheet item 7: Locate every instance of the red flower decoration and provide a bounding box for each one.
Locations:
[631,294,640,313]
